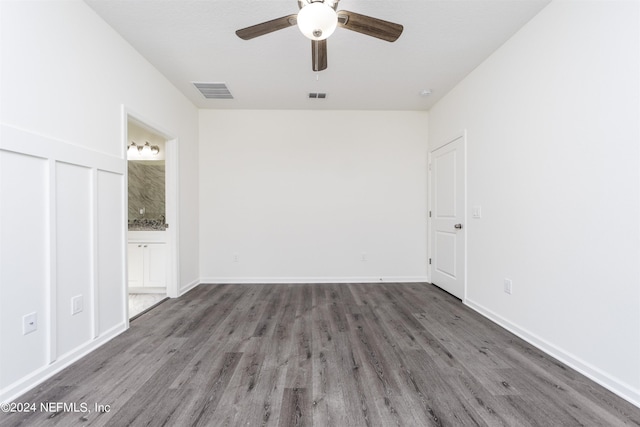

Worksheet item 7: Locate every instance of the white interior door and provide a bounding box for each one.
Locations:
[430,135,466,299]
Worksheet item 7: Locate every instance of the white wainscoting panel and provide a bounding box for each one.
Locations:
[97,170,126,335]
[55,162,94,358]
[0,125,127,403]
[0,150,50,388]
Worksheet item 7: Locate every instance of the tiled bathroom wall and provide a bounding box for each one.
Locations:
[128,161,165,227]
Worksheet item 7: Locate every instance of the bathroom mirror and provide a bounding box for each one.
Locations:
[127,121,167,231]
[128,160,165,230]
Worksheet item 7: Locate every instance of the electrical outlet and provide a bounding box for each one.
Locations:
[233,253,239,263]
[23,312,37,335]
[504,278,512,295]
[72,295,83,315]
[361,252,367,262]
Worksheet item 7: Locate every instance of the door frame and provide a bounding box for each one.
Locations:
[428,130,467,301]
[122,106,180,314]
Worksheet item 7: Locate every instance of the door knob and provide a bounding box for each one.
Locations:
[454,224,463,229]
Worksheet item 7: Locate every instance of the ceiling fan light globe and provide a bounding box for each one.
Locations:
[297,2,337,41]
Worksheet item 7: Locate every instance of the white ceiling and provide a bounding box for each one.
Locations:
[84,0,551,111]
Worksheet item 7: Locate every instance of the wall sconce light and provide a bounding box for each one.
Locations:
[138,142,152,155]
[127,141,160,157]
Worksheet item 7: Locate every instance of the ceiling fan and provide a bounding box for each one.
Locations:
[235,0,403,71]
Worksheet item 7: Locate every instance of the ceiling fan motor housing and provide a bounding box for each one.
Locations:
[298,0,339,10]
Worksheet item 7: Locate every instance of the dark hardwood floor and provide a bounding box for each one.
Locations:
[2,283,639,426]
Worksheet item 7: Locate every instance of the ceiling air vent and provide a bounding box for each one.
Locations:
[308,92,327,99]
[193,82,233,99]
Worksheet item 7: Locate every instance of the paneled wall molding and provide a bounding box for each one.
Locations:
[0,124,128,403]
[1,124,126,174]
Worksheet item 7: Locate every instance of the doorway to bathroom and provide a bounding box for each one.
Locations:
[125,115,177,320]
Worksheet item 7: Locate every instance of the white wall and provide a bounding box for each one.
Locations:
[428,0,640,405]
[200,110,429,283]
[0,0,199,402]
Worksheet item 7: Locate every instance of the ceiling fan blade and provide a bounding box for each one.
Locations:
[236,15,297,40]
[312,39,327,71]
[337,10,403,42]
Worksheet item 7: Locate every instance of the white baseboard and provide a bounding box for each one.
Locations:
[178,278,200,296]
[0,323,127,404]
[199,276,429,285]
[465,298,640,409]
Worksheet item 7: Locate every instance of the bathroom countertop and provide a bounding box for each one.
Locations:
[128,219,167,231]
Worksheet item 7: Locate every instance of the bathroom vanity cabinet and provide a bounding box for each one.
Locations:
[128,231,167,290]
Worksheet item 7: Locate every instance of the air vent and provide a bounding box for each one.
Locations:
[308,92,327,99]
[193,82,233,99]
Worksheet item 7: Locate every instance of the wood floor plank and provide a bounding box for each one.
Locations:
[329,327,384,426]
[3,283,639,427]
[401,347,489,426]
[446,367,531,426]
[283,286,312,390]
[217,341,284,426]
[373,294,460,372]
[323,284,385,426]
[310,285,359,426]
[278,388,310,427]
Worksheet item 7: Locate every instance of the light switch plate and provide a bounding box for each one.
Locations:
[472,205,482,218]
